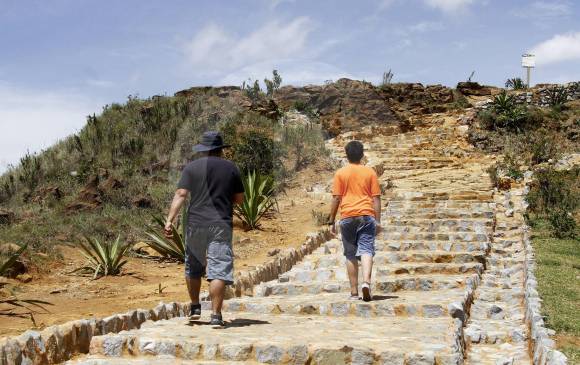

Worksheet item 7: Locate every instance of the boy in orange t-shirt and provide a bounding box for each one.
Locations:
[328,140,381,302]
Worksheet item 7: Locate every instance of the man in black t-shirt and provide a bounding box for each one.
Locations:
[164,131,244,327]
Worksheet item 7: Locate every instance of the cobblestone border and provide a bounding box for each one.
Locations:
[0,229,331,365]
[521,180,568,365]
[522,228,568,365]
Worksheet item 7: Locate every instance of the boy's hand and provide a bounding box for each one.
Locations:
[330,223,336,236]
[375,224,382,236]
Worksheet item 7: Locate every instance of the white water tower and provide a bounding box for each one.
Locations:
[522,54,535,88]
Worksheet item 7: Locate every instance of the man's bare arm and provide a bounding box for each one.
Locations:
[233,192,244,205]
[164,188,189,236]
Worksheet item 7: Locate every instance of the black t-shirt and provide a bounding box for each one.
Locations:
[177,156,244,227]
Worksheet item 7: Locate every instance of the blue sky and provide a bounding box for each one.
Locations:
[1,0,579,172]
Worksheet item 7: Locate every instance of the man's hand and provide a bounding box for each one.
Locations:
[163,221,174,239]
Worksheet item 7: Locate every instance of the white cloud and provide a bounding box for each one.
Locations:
[183,17,314,75]
[218,60,369,87]
[514,1,571,21]
[529,32,580,66]
[0,83,101,173]
[408,21,444,33]
[86,79,115,88]
[424,0,474,13]
[267,0,295,9]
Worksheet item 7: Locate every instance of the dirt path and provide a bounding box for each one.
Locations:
[0,166,333,338]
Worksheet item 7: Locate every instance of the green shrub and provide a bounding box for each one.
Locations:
[548,210,577,238]
[311,210,330,226]
[233,130,282,176]
[530,131,561,165]
[144,210,186,261]
[75,236,132,279]
[234,171,276,230]
[526,168,579,215]
[0,243,27,277]
[282,124,327,171]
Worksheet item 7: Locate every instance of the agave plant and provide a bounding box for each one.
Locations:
[234,171,276,230]
[492,90,516,114]
[0,243,27,277]
[75,236,131,279]
[546,86,569,107]
[0,295,52,320]
[143,209,186,261]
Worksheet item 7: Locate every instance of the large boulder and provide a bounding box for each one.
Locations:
[65,174,103,213]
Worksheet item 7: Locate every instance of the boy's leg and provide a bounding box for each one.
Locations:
[339,218,359,296]
[345,258,359,296]
[357,217,377,301]
[360,254,373,284]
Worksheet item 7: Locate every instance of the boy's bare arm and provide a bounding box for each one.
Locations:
[373,196,382,234]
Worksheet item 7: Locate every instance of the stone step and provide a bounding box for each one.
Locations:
[384,217,494,226]
[465,320,528,345]
[324,240,489,253]
[383,225,492,234]
[465,343,531,365]
[67,357,257,365]
[386,191,493,201]
[299,251,486,268]
[384,211,495,219]
[254,274,478,297]
[86,314,463,365]
[469,302,526,321]
[383,231,490,242]
[385,201,495,210]
[281,263,483,283]
[214,290,468,319]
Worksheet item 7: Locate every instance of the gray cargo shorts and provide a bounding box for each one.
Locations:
[184,225,234,285]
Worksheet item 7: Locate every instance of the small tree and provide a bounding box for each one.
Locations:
[381,69,394,86]
[264,70,282,97]
[505,78,525,90]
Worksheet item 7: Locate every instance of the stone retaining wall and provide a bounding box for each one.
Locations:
[0,229,331,365]
[520,177,567,365]
[474,82,579,110]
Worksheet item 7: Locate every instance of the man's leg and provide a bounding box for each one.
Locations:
[186,276,202,304]
[206,226,234,325]
[184,227,206,320]
[209,279,226,314]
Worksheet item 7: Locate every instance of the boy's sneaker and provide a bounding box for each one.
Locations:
[189,303,201,321]
[361,282,372,302]
[210,313,225,327]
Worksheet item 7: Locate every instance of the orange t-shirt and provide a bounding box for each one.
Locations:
[332,163,381,219]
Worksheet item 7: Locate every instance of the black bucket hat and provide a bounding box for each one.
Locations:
[193,131,231,152]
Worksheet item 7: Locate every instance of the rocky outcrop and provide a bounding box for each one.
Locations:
[173,86,241,98]
[457,82,498,96]
[276,79,399,136]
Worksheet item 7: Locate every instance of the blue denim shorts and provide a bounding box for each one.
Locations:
[339,215,376,260]
[184,225,234,285]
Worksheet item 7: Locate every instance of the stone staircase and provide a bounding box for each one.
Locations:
[66,115,536,364]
